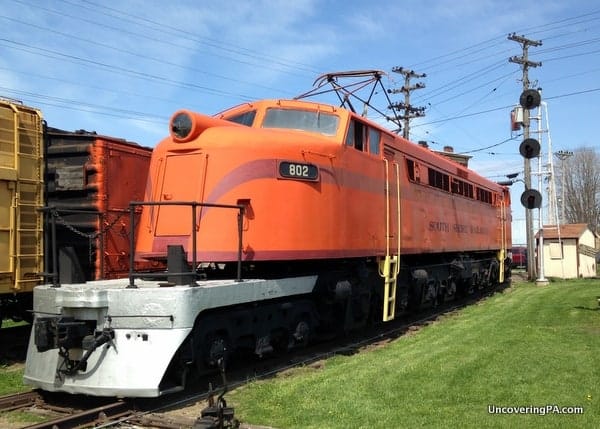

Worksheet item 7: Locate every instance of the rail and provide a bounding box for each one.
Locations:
[127,201,245,287]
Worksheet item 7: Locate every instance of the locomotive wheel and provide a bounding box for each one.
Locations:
[204,332,230,368]
[469,274,478,294]
[291,317,311,347]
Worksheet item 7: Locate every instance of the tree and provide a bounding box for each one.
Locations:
[559,147,600,233]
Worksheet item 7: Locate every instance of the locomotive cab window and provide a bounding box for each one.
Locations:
[262,108,339,136]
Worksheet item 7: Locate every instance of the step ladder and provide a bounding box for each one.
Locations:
[380,255,399,322]
[379,158,401,322]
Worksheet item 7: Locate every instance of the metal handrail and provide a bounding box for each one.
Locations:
[127,201,245,288]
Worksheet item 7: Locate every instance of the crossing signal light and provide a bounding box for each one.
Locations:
[520,189,542,210]
[519,89,541,110]
[519,138,540,159]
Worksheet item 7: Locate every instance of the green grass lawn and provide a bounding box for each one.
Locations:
[0,365,29,397]
[229,279,600,428]
[1,319,28,329]
[0,280,598,427]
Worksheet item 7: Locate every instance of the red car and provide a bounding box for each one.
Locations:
[511,246,527,268]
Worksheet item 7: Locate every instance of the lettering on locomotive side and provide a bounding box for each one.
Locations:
[429,221,449,232]
[453,223,468,234]
[429,221,489,235]
[469,225,488,234]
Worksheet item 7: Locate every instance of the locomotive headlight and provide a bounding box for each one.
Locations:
[170,111,193,142]
[169,108,241,143]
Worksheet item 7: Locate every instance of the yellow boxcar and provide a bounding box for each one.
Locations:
[0,98,44,324]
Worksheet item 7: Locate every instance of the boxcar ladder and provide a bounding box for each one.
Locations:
[379,159,401,322]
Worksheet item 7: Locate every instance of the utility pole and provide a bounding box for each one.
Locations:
[389,67,426,139]
[508,33,542,280]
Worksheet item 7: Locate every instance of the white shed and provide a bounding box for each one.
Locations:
[536,223,598,279]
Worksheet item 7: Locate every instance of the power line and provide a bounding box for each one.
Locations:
[11,0,317,79]
[0,38,256,100]
[0,86,164,123]
[0,13,296,97]
[76,0,321,75]
[413,87,600,128]
[409,11,600,116]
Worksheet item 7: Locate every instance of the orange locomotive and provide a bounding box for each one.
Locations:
[136,98,511,316]
[25,72,511,397]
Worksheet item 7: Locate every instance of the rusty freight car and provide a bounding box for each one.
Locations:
[44,128,155,284]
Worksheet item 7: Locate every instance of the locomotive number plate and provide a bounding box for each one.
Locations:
[278,161,319,181]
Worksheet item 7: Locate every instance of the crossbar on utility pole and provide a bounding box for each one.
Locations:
[389,67,426,139]
[508,32,542,281]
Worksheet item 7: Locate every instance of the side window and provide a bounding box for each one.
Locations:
[451,178,473,198]
[226,111,256,126]
[368,128,380,155]
[345,122,354,147]
[428,168,449,192]
[405,158,421,182]
[406,159,415,181]
[346,120,381,155]
[476,188,493,204]
[345,120,366,151]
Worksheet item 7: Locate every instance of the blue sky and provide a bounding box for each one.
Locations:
[2,0,599,244]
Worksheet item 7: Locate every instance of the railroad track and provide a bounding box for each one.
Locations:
[0,391,134,429]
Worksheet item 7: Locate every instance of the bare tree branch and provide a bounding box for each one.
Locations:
[559,147,600,233]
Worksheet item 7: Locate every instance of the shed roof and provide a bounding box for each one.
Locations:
[536,223,590,239]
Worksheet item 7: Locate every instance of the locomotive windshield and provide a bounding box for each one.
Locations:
[262,108,339,136]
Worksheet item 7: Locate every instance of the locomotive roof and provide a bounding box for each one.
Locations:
[214,98,502,192]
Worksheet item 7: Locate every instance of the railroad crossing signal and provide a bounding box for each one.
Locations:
[519,89,541,110]
[521,189,542,210]
[519,138,540,159]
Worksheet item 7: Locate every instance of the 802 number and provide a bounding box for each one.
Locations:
[288,163,310,177]
[278,161,318,181]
